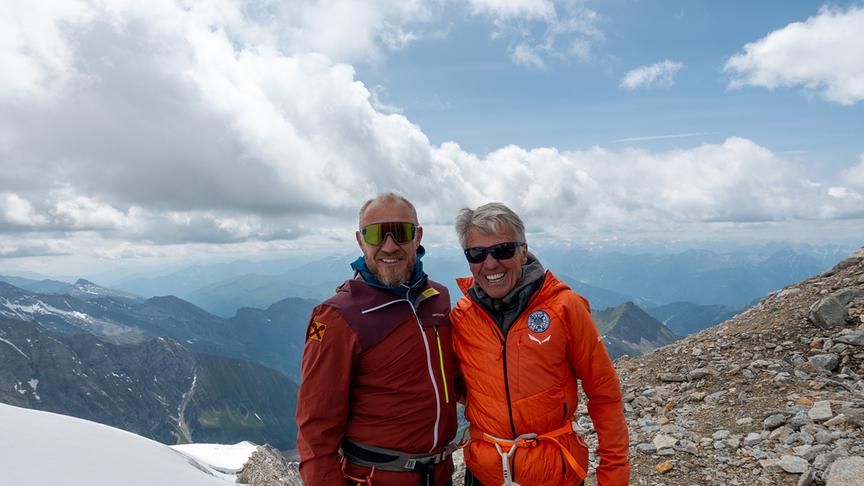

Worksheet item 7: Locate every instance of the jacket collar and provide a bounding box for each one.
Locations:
[466,253,546,332]
[350,245,428,301]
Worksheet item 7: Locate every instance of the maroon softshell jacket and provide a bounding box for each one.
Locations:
[296,277,457,485]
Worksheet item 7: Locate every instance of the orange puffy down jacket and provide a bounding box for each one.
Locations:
[451,271,630,485]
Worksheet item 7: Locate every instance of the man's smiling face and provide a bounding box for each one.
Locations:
[465,226,527,299]
[355,198,421,287]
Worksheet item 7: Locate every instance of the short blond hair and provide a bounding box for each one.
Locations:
[358,193,418,227]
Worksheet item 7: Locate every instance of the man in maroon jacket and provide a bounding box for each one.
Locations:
[296,193,457,486]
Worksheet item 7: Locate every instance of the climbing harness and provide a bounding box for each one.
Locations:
[470,422,587,486]
[340,439,457,486]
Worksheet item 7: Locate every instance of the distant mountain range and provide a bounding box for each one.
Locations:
[0,315,298,449]
[76,246,841,318]
[540,247,838,306]
[0,262,764,376]
[0,274,72,294]
[592,301,678,359]
[113,256,349,317]
[645,301,746,337]
[62,278,143,302]
[0,280,314,381]
[558,275,655,311]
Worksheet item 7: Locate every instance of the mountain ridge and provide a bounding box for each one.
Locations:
[593,301,678,359]
[0,315,298,449]
[0,281,314,381]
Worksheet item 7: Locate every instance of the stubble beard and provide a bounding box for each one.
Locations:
[367,255,413,288]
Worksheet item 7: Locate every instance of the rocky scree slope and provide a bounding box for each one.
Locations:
[582,247,864,485]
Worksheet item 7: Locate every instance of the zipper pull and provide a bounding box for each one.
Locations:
[433,325,450,403]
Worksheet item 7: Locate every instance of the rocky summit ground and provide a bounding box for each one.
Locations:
[242,247,864,485]
[587,246,864,486]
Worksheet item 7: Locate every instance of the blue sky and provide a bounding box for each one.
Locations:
[0,0,862,277]
[361,1,862,171]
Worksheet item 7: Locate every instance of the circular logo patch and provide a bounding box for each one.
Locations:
[527,310,551,333]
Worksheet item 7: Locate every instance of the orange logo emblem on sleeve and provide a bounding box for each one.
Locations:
[308,321,327,342]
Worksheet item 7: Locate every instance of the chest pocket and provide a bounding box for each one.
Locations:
[510,311,568,398]
[416,288,450,330]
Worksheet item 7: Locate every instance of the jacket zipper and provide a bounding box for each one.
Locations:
[365,287,443,452]
[471,282,544,440]
[499,289,543,482]
[499,333,518,438]
[407,298,442,452]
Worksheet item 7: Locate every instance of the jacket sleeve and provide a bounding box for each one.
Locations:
[565,294,631,485]
[296,305,360,486]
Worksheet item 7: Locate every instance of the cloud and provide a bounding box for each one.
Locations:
[51,193,129,231]
[219,0,432,64]
[724,6,864,105]
[0,239,71,259]
[0,193,48,228]
[468,0,603,68]
[1,1,862,263]
[510,43,546,69]
[469,0,555,21]
[1,2,450,226]
[620,60,683,90]
[440,137,864,240]
[613,133,703,143]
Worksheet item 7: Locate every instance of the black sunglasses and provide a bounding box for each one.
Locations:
[463,242,523,264]
[360,222,417,245]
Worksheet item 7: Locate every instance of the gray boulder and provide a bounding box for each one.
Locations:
[809,354,840,371]
[832,288,864,306]
[835,330,864,346]
[826,456,864,486]
[809,296,848,329]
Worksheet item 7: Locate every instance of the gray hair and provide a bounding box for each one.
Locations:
[358,192,418,227]
[454,202,526,248]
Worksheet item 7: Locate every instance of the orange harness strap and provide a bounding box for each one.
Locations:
[469,423,587,484]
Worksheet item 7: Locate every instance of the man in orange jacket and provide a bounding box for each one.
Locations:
[296,193,457,485]
[451,202,630,485]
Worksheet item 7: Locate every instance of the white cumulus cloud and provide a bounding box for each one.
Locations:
[620,60,683,90]
[468,0,603,68]
[510,43,547,69]
[724,5,864,105]
[0,1,862,262]
[469,0,555,21]
[442,137,864,240]
[0,193,48,228]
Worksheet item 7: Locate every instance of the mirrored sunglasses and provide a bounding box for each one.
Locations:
[360,222,417,245]
[463,241,523,264]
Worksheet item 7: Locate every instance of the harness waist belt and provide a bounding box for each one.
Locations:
[341,439,454,472]
[470,422,587,482]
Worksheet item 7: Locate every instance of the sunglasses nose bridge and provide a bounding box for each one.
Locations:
[481,250,498,264]
[380,232,401,248]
